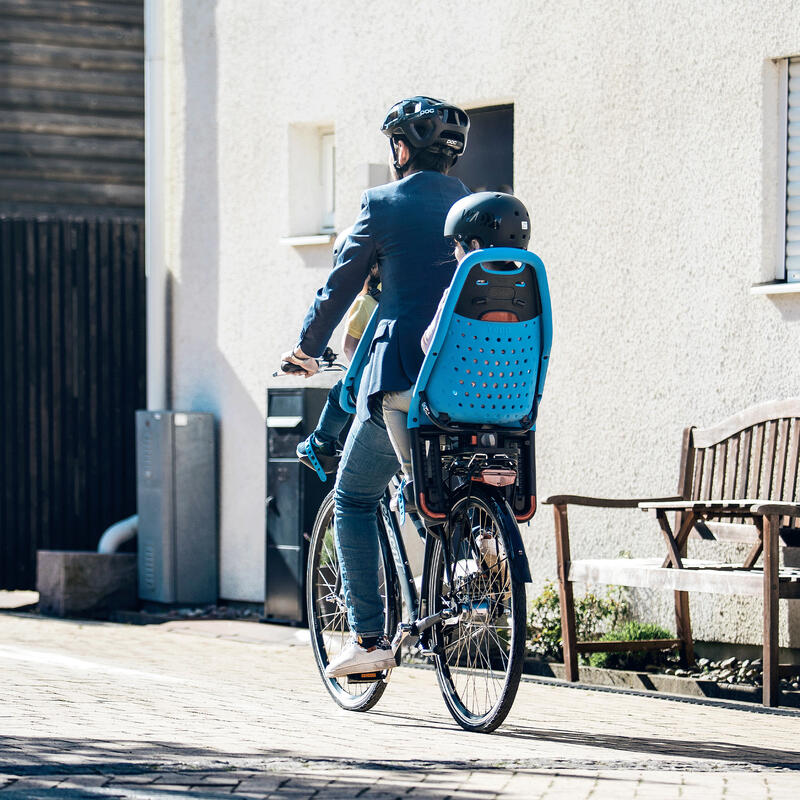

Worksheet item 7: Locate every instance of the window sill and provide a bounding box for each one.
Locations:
[279,234,334,247]
[750,281,800,296]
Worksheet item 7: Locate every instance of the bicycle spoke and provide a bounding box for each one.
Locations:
[430,491,525,731]
[308,493,393,710]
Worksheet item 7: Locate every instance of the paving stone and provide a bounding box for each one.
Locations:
[1,615,800,800]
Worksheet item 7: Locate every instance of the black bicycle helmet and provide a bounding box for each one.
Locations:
[381,96,470,172]
[444,192,530,249]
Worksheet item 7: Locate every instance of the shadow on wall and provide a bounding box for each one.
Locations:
[178,1,265,600]
[769,294,800,323]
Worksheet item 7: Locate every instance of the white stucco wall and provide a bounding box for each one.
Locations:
[160,0,800,646]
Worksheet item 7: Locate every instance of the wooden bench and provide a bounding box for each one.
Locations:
[545,398,800,707]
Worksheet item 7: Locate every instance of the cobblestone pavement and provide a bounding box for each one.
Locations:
[0,612,798,799]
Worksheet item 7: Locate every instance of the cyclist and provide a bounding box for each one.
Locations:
[383,191,532,488]
[281,96,470,677]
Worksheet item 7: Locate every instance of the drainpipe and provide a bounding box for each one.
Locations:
[97,1,168,553]
[98,515,138,554]
[145,0,168,411]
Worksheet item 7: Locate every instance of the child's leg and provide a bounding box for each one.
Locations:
[381,389,413,480]
[313,378,350,446]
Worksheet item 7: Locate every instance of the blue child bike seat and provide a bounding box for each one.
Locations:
[408,248,552,431]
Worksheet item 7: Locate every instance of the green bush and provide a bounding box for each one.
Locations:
[527,580,630,660]
[586,621,676,670]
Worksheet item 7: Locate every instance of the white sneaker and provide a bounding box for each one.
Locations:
[324,636,396,678]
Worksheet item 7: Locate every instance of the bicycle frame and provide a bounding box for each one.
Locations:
[377,481,474,657]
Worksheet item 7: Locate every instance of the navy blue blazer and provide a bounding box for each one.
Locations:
[297,170,469,420]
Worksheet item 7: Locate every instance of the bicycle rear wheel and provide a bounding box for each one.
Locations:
[426,487,526,732]
[306,490,398,711]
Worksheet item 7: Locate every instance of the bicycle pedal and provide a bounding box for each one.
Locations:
[346,670,387,684]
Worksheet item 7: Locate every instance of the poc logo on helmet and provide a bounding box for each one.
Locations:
[418,108,435,115]
[462,209,500,230]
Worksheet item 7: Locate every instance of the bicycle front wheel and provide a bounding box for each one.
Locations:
[306,490,398,712]
[427,487,526,732]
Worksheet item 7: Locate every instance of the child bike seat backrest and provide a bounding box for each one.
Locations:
[408,248,552,430]
[340,306,380,414]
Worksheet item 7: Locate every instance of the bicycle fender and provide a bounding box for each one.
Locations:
[454,486,532,584]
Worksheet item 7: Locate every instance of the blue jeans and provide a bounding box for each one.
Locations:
[314,379,350,445]
[333,398,400,637]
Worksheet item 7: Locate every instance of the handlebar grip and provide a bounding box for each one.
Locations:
[280,360,308,374]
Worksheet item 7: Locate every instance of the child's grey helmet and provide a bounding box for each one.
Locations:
[444,192,530,249]
[381,96,470,162]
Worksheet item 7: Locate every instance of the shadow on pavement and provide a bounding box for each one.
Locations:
[0,734,651,799]
[366,710,800,771]
[494,725,800,770]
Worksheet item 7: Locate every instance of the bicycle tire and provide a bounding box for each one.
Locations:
[306,489,399,712]
[426,486,526,732]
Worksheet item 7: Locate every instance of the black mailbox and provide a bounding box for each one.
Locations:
[264,387,332,625]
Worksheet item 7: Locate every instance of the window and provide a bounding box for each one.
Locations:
[784,58,800,282]
[320,131,335,233]
[286,124,335,239]
[450,104,513,193]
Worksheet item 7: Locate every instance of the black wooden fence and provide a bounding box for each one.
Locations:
[0,216,145,589]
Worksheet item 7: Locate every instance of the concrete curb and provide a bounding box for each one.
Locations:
[523,657,800,709]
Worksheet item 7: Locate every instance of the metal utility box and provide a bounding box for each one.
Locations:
[265,388,332,624]
[136,411,217,604]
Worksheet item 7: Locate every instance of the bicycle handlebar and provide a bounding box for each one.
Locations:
[272,346,346,377]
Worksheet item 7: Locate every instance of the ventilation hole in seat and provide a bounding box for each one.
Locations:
[482,382,487,388]
[465,392,469,397]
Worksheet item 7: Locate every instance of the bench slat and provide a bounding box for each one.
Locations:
[575,638,682,654]
[568,558,800,598]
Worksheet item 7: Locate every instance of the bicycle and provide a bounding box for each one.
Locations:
[284,247,551,733]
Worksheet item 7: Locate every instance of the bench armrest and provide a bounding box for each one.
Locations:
[545,494,683,509]
[638,498,777,514]
[750,502,800,517]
